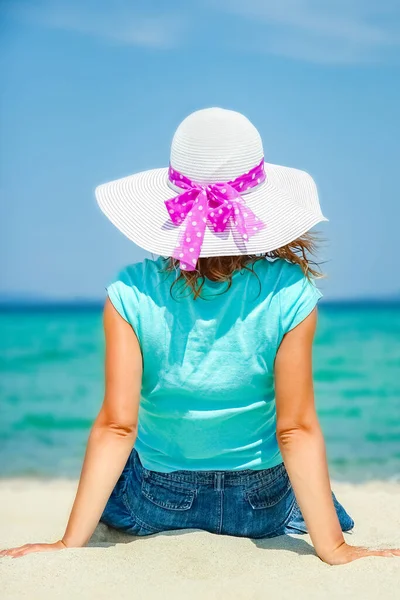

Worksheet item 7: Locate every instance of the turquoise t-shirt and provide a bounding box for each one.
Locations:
[107,256,322,473]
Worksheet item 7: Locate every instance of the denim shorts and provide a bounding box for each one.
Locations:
[100,448,355,539]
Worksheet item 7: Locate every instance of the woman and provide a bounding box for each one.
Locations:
[2,108,399,564]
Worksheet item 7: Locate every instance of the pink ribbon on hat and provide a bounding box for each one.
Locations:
[165,158,267,271]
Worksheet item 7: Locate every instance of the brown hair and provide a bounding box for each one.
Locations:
[161,231,324,301]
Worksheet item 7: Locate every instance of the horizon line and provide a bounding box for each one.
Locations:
[0,298,399,311]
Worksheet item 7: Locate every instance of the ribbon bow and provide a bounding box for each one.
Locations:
[165,158,267,271]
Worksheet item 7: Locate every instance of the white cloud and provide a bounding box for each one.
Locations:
[210,0,400,64]
[8,0,400,63]
[10,0,184,49]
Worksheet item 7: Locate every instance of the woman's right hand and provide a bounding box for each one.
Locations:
[321,542,400,565]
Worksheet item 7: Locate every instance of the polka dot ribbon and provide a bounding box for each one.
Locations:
[165,158,267,271]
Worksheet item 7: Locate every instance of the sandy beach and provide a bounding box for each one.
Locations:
[1,479,399,599]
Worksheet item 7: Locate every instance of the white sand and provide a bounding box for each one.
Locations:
[1,479,399,600]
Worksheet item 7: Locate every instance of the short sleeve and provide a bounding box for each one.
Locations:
[106,265,140,334]
[279,263,323,334]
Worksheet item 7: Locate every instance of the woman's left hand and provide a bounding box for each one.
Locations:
[0,540,67,559]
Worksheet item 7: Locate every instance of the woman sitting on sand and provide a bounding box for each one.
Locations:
[2,108,399,564]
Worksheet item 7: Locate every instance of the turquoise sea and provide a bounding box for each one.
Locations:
[0,304,399,481]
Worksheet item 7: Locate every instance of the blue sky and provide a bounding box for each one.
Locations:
[1,0,400,300]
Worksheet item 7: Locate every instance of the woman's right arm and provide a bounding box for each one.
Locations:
[61,297,143,548]
[274,308,400,565]
[1,298,142,558]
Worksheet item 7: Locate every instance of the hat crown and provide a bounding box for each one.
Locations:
[170,108,264,184]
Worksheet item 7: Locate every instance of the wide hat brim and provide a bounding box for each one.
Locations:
[95,161,328,258]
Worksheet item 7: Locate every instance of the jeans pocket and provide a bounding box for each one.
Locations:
[242,464,295,538]
[141,476,196,511]
[244,465,292,509]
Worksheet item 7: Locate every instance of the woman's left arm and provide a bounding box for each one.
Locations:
[1,298,142,558]
[275,307,400,564]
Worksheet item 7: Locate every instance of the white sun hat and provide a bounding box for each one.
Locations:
[95,107,327,270]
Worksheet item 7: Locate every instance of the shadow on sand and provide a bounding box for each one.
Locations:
[89,522,316,556]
